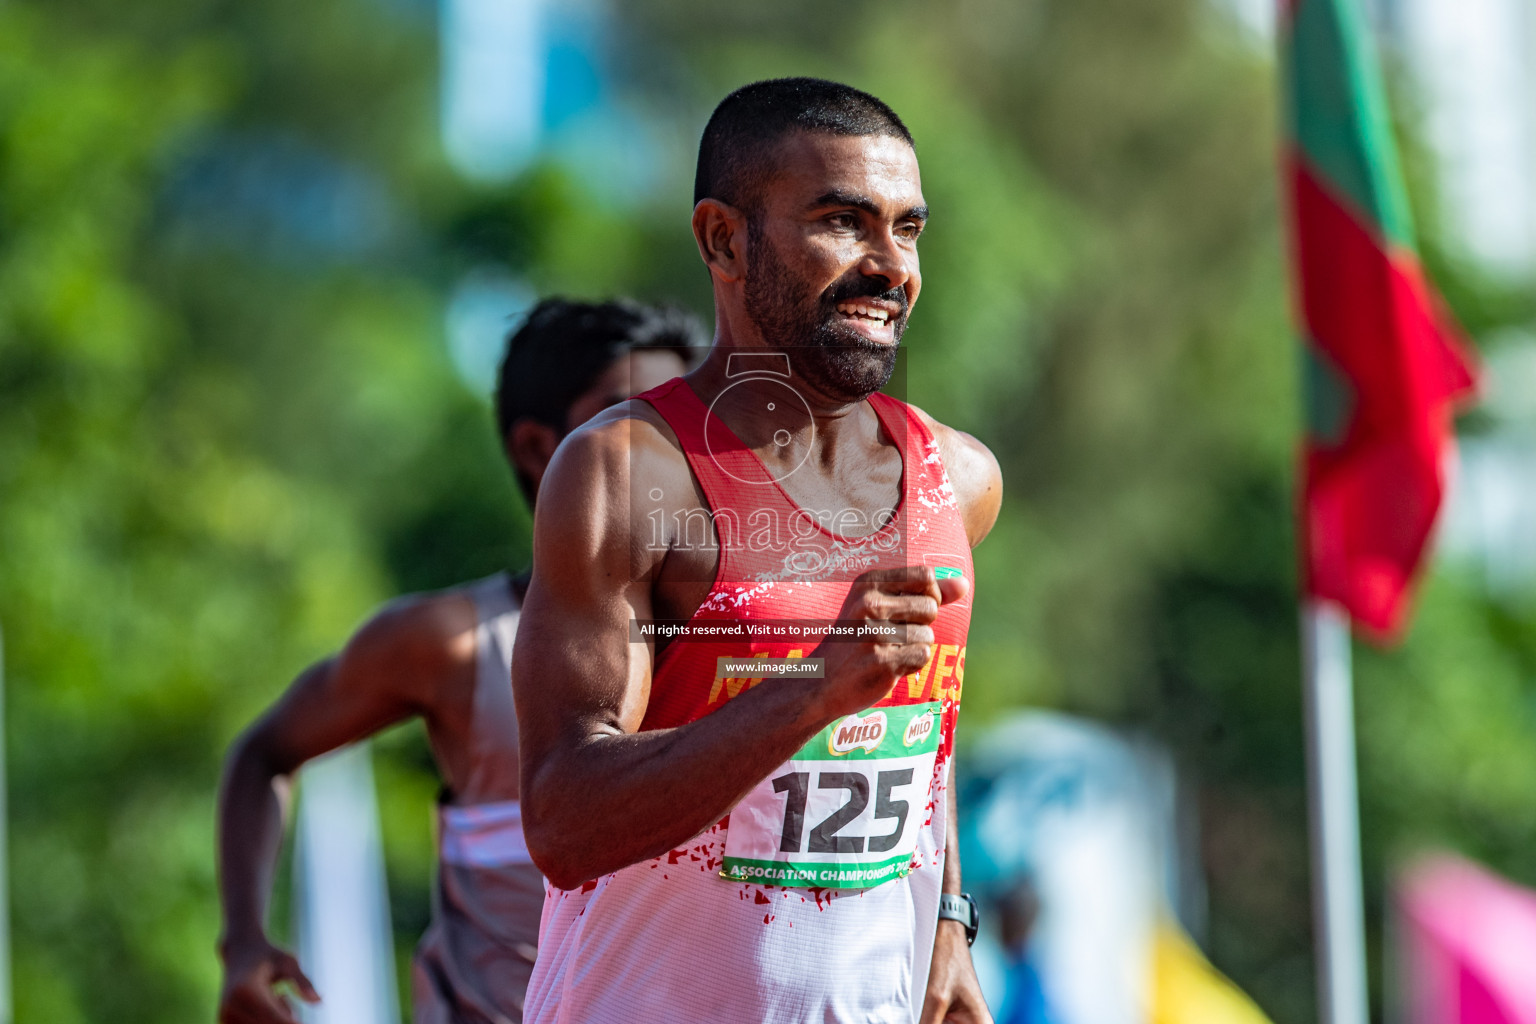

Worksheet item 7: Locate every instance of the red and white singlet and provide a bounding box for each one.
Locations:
[524,377,974,1024]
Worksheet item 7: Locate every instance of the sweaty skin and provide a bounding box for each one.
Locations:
[514,132,1002,1024]
[215,349,686,1024]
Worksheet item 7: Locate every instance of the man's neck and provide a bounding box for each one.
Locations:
[687,355,875,456]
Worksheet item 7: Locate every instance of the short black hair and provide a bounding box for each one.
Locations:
[694,77,913,213]
[494,297,705,500]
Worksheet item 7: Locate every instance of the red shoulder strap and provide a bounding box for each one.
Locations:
[868,392,935,476]
[636,377,777,514]
[642,381,945,512]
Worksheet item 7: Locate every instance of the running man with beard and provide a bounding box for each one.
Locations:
[215,299,701,1024]
[516,79,1001,1024]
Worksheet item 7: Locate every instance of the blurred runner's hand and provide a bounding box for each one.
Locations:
[217,938,320,1024]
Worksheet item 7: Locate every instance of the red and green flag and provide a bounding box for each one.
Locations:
[1281,0,1477,641]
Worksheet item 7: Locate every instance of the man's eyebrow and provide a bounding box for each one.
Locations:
[810,190,929,222]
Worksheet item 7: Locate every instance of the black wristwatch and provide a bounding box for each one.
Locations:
[937,892,979,946]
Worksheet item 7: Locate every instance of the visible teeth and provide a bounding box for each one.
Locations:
[837,302,890,323]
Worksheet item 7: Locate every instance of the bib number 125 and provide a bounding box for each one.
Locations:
[721,702,942,889]
[771,767,913,854]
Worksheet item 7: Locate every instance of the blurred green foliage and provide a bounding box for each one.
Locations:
[3,0,1534,1021]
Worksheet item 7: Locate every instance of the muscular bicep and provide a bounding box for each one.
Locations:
[513,417,671,791]
[514,572,653,742]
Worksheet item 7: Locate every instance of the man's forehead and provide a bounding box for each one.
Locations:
[763,132,923,209]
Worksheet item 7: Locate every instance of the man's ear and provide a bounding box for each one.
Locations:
[691,198,750,283]
[506,420,562,495]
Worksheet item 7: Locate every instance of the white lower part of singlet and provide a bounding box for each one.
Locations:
[523,787,948,1024]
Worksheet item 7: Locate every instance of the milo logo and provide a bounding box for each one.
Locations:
[828,711,887,755]
[903,710,935,747]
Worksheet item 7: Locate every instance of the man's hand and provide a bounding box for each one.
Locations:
[217,937,320,1024]
[920,920,993,1024]
[813,566,971,720]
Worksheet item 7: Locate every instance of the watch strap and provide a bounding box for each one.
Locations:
[937,892,978,945]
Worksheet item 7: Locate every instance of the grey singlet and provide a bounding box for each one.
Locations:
[412,573,544,1024]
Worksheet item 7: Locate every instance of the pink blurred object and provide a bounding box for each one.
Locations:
[1398,855,1536,1024]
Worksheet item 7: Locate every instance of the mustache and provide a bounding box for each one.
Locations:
[822,277,909,317]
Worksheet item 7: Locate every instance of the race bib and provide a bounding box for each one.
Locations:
[721,702,941,889]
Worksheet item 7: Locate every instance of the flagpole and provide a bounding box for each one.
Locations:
[1301,598,1369,1024]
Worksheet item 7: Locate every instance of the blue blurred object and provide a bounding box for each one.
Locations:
[164,135,400,263]
[445,269,535,394]
[999,954,1056,1024]
[542,14,605,135]
[960,712,1200,1024]
[439,0,615,183]
[440,0,549,180]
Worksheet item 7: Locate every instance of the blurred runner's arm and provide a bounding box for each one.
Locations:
[514,416,966,890]
[215,599,473,1024]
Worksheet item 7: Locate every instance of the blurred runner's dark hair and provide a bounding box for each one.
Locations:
[497,296,703,500]
[495,297,705,499]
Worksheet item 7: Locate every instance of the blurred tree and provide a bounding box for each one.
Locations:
[0,0,499,1018]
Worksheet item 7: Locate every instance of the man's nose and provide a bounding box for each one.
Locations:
[859,229,912,292]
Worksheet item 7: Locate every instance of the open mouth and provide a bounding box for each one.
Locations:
[834,301,896,326]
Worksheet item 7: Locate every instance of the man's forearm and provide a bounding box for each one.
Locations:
[216,738,291,952]
[523,677,835,890]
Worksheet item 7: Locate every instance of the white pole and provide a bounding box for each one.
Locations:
[1301,599,1370,1024]
[292,743,399,1024]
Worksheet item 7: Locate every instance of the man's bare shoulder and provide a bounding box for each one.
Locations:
[535,397,700,583]
[905,403,1003,547]
[542,397,697,514]
[569,396,689,466]
[338,588,480,705]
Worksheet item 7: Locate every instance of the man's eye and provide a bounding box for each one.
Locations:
[899,222,923,239]
[828,214,857,230]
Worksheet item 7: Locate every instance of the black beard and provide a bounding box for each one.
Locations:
[743,221,905,403]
